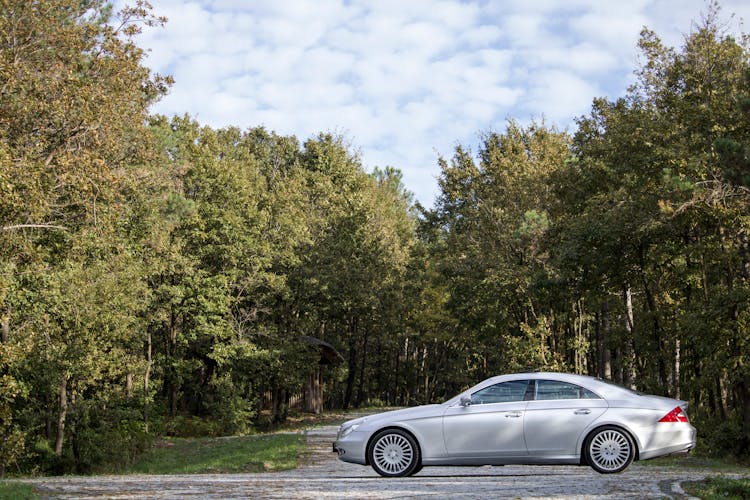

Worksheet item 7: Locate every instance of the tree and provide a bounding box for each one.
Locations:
[431,121,570,379]
[553,5,750,454]
[0,0,170,470]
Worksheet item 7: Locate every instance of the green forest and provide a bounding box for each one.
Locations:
[1,0,749,475]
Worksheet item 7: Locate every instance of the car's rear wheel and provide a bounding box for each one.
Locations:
[367,429,421,477]
[584,426,635,474]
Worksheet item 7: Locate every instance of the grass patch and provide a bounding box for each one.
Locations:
[119,409,372,475]
[120,433,304,474]
[0,481,39,499]
[682,476,750,499]
[640,454,749,472]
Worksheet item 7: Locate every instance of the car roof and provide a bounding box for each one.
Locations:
[475,372,638,399]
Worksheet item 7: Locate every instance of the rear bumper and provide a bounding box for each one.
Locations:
[639,424,697,460]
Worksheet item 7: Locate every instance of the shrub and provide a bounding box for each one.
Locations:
[695,412,750,462]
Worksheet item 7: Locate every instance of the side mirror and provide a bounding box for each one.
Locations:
[460,395,472,407]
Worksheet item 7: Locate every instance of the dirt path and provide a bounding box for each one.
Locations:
[22,416,746,499]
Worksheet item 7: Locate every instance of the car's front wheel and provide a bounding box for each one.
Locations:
[367,429,421,477]
[584,426,635,474]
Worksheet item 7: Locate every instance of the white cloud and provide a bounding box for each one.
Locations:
[525,70,602,124]
[125,0,750,206]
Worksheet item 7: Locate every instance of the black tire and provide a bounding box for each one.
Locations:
[584,425,635,474]
[367,429,421,477]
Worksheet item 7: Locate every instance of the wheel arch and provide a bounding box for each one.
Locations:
[365,426,423,466]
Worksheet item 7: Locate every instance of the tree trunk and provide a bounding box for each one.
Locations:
[599,301,612,379]
[415,343,424,402]
[393,340,400,406]
[642,280,667,390]
[1,314,8,343]
[304,371,322,414]
[55,377,68,455]
[673,339,680,399]
[169,309,178,417]
[613,347,623,384]
[574,300,586,374]
[740,377,750,426]
[46,397,54,441]
[343,319,358,410]
[692,363,701,408]
[734,232,750,424]
[623,286,636,388]
[70,388,79,470]
[271,388,288,423]
[144,331,152,432]
[125,372,133,399]
[355,325,369,407]
[421,345,429,402]
[736,228,750,280]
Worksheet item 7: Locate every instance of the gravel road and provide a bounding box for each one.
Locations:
[22,415,746,499]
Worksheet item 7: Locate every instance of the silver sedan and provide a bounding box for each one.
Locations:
[333,372,696,476]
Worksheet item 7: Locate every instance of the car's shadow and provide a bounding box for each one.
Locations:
[330,472,580,479]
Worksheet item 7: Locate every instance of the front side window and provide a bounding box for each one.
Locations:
[471,380,530,405]
[535,380,600,400]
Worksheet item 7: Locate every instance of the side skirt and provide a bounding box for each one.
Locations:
[421,456,580,466]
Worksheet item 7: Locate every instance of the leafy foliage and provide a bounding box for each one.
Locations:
[1,0,750,476]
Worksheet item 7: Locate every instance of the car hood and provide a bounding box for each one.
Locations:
[345,404,444,430]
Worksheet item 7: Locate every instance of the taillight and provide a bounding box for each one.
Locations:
[658,406,689,423]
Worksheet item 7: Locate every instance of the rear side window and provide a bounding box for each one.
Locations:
[534,380,601,400]
[471,380,530,404]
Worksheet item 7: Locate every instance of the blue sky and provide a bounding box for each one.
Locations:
[129,1,750,206]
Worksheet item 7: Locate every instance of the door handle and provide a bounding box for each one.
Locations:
[574,409,591,415]
[505,411,522,418]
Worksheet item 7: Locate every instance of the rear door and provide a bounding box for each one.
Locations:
[523,379,608,457]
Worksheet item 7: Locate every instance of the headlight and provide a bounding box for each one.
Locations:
[338,422,361,440]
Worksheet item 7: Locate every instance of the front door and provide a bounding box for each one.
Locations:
[443,379,530,458]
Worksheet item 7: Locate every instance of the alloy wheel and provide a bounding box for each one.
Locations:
[586,427,634,473]
[368,430,420,477]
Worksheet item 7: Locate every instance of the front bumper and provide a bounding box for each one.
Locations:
[333,431,368,465]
